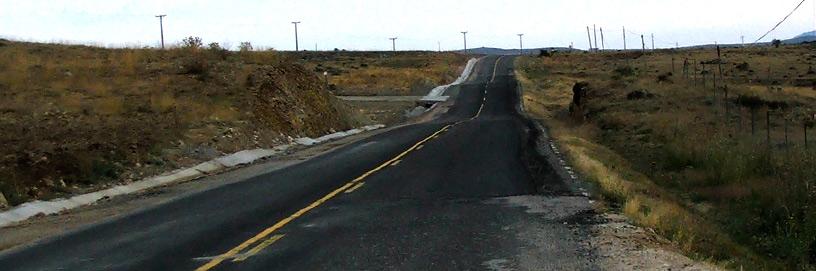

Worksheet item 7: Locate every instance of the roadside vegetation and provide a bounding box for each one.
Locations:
[0,38,365,207]
[297,51,469,96]
[517,43,816,270]
[297,51,469,125]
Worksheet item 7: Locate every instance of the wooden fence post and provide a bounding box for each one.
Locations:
[738,106,743,133]
[784,114,788,148]
[751,108,756,136]
[672,57,675,74]
[724,86,729,124]
[766,109,771,148]
[693,59,698,86]
[702,63,707,89]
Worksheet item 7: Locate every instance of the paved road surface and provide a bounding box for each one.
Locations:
[0,56,595,270]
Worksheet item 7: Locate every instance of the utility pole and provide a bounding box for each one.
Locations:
[641,35,646,52]
[389,37,398,52]
[593,24,598,51]
[586,26,592,51]
[155,15,166,49]
[461,31,468,54]
[651,33,655,50]
[741,35,745,47]
[623,26,627,50]
[292,21,301,51]
[517,34,524,55]
[600,27,605,50]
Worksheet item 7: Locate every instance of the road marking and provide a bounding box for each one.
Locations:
[232,234,286,262]
[344,182,365,193]
[490,56,504,83]
[195,123,453,271]
[390,160,402,166]
[416,145,424,150]
[473,57,505,120]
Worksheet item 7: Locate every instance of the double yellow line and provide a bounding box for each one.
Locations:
[196,56,503,270]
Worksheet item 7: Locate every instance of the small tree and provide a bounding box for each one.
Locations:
[239,42,253,52]
[207,42,229,59]
[182,36,203,49]
[208,42,222,51]
[771,39,782,48]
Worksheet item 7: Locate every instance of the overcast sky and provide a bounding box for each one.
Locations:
[1,0,815,51]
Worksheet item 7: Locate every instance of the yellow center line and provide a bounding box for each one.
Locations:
[195,123,453,271]
[490,56,504,83]
[232,234,286,262]
[343,182,366,194]
[473,56,504,120]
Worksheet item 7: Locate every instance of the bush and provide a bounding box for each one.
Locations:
[207,42,229,60]
[239,42,253,52]
[207,42,223,51]
[614,66,635,77]
[182,36,203,50]
[657,72,673,83]
[180,54,209,76]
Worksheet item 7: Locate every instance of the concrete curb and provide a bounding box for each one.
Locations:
[422,57,480,102]
[0,124,385,228]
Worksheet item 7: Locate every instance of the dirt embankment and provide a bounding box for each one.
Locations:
[0,40,358,208]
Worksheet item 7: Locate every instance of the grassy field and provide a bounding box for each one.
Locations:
[0,39,365,207]
[296,51,469,96]
[517,44,816,270]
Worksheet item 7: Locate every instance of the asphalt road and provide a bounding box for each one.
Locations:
[0,56,593,270]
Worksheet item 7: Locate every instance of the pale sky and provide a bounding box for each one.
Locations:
[1,0,815,51]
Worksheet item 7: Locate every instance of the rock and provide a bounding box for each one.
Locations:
[0,192,7,209]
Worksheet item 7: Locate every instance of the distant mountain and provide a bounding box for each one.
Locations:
[784,30,816,44]
[457,46,575,55]
[455,31,815,55]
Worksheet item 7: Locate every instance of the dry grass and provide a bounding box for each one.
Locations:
[296,51,469,96]
[0,39,359,206]
[515,43,816,270]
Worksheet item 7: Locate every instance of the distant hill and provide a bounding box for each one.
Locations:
[457,46,574,55]
[784,30,816,44]
[454,31,815,55]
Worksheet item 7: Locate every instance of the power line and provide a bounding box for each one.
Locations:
[292,21,301,51]
[389,37,397,52]
[155,15,166,49]
[753,0,808,43]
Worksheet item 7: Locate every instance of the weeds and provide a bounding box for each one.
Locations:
[516,45,816,269]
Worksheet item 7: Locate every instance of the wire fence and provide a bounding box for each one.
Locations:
[674,49,816,151]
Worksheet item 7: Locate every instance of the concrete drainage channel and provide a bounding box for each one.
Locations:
[0,125,384,228]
